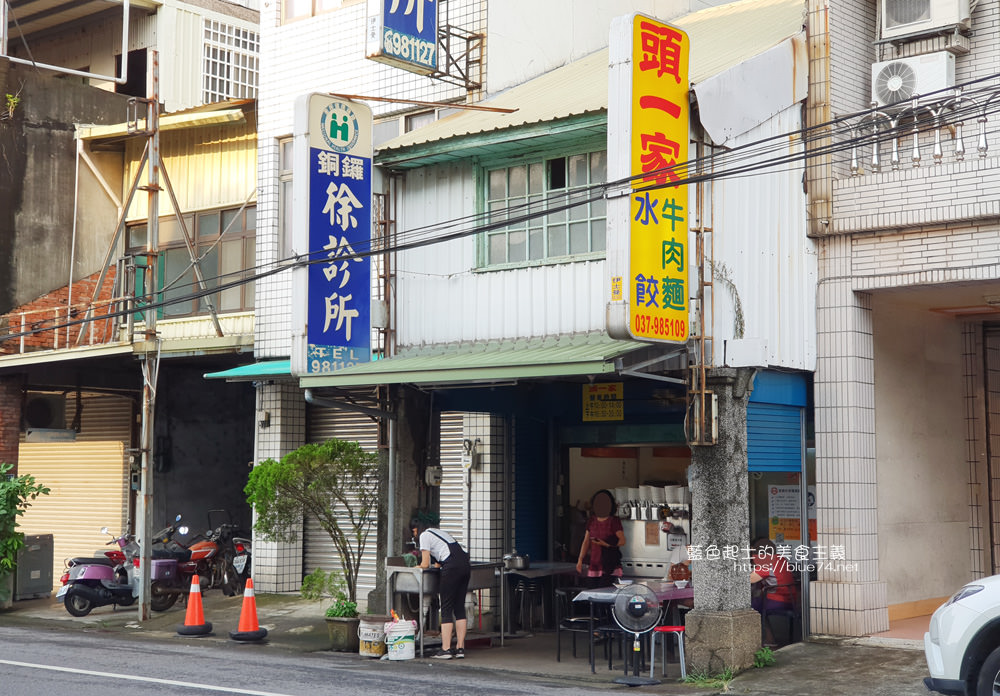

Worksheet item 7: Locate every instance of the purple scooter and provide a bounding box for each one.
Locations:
[57,522,187,616]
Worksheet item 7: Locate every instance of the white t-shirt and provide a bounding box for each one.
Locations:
[419,528,455,563]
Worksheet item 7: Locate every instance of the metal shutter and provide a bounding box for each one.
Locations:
[17,395,132,590]
[747,403,804,472]
[306,400,380,608]
[439,412,466,546]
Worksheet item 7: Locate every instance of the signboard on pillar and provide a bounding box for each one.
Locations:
[606,13,690,345]
[290,94,372,376]
[366,0,438,75]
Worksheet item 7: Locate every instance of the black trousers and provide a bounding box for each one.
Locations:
[439,561,471,623]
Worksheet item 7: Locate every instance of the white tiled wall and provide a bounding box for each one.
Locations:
[251,381,306,592]
[254,1,482,358]
[812,233,888,636]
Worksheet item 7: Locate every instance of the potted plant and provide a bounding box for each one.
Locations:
[302,568,361,651]
[245,439,380,649]
[0,463,50,609]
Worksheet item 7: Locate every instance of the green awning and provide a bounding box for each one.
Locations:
[299,333,644,388]
[204,359,291,381]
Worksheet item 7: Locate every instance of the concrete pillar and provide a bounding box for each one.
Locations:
[251,381,306,593]
[0,374,24,472]
[685,367,759,673]
[811,235,888,636]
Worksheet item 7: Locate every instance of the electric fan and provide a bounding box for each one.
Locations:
[610,583,663,687]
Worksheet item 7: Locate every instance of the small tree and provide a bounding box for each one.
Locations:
[0,463,50,603]
[244,439,379,605]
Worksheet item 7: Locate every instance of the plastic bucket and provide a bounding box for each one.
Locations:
[358,615,389,658]
[384,619,416,661]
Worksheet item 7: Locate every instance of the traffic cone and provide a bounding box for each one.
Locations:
[176,576,213,636]
[230,578,267,642]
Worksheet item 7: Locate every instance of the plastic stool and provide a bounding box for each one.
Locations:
[650,625,686,680]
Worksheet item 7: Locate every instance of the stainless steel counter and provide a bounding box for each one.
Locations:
[384,557,500,656]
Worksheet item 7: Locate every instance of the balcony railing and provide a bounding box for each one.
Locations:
[0,299,254,357]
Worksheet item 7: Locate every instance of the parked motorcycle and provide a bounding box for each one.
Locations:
[179,510,251,596]
[57,527,142,617]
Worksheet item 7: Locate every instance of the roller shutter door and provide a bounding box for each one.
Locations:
[17,395,133,590]
[306,400,380,608]
[438,412,467,546]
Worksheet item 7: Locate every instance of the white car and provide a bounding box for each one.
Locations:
[925,575,1000,695]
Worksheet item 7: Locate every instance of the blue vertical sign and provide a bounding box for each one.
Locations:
[304,96,372,374]
[366,0,438,75]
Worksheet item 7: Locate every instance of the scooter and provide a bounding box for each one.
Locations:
[57,527,139,617]
[58,519,190,616]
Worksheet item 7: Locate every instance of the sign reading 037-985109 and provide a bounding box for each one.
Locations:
[365,0,438,75]
[291,94,372,376]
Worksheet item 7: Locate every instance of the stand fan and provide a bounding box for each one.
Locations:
[610,583,662,687]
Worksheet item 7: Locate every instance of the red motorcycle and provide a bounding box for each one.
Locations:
[178,510,249,597]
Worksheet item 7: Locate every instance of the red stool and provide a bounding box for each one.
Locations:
[650,625,686,680]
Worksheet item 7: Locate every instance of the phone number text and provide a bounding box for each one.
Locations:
[634,313,687,340]
[382,29,436,69]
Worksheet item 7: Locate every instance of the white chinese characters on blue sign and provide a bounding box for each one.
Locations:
[366,0,438,74]
[306,98,372,374]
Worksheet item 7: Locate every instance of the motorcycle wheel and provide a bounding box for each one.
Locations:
[150,582,178,612]
[64,587,93,617]
[116,594,137,607]
[221,562,244,596]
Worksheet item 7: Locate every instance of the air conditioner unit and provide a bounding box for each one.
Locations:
[881,0,971,40]
[22,394,66,430]
[871,52,955,108]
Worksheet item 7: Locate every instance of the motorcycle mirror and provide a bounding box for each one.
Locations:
[100,527,109,535]
[178,525,189,535]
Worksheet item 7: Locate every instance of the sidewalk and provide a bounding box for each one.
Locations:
[0,593,930,695]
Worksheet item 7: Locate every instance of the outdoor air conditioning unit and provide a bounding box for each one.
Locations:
[871,52,955,108]
[881,0,971,40]
[22,394,66,430]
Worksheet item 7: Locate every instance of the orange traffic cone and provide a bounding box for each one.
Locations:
[230,578,267,642]
[176,576,212,636]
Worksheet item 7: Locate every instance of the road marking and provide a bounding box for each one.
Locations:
[0,659,298,696]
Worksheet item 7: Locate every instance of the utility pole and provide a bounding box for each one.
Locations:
[136,53,161,621]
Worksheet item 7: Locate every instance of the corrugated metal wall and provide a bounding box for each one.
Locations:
[124,120,257,222]
[711,104,817,371]
[305,401,381,605]
[395,161,607,345]
[18,395,133,590]
[160,6,206,112]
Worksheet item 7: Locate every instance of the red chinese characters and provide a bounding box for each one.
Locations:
[636,21,686,187]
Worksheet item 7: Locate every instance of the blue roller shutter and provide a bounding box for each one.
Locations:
[747,371,807,473]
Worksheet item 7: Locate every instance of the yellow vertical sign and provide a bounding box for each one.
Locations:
[628,17,689,343]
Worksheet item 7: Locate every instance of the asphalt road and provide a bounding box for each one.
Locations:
[0,625,632,696]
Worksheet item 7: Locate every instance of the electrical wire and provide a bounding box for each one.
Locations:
[8,72,1000,344]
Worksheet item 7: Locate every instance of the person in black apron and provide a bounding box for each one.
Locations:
[412,518,471,659]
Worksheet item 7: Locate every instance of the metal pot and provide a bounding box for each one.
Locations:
[503,552,530,571]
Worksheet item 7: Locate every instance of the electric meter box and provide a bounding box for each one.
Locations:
[15,534,53,600]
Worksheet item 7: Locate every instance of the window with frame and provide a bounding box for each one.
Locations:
[282,0,363,22]
[278,138,294,260]
[483,149,607,267]
[126,205,256,318]
[203,20,259,103]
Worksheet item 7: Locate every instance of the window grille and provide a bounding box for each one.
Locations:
[203,20,260,104]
